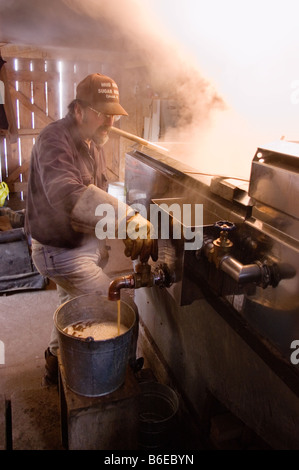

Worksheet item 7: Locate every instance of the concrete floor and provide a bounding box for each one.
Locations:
[0,238,134,450]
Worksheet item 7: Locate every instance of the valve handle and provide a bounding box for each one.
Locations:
[214,221,236,232]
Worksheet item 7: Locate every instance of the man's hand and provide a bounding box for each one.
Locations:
[124,213,158,262]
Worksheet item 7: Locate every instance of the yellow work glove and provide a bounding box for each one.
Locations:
[0,182,9,207]
[124,213,158,262]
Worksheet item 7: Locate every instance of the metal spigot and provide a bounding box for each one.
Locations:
[108,262,173,301]
[108,274,135,301]
[203,221,285,288]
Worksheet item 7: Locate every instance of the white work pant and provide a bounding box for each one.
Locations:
[31,237,111,355]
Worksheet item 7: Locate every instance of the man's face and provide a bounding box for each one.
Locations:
[76,105,115,146]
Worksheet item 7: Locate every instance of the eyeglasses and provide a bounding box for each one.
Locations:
[88,106,121,122]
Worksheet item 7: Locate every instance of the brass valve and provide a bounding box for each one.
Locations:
[108,262,173,301]
[208,221,235,267]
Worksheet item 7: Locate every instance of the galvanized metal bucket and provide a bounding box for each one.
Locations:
[138,382,179,449]
[54,293,136,397]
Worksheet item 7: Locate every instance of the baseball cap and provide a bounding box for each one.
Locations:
[76,73,128,116]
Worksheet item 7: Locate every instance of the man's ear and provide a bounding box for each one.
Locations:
[74,102,84,124]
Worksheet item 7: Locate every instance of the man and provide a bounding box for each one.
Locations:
[25,73,156,385]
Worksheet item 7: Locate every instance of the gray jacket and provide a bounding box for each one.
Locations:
[25,114,108,248]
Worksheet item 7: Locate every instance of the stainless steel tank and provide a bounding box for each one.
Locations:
[123,140,299,449]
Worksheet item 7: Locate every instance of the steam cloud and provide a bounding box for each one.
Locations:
[0,0,262,179]
[62,0,239,175]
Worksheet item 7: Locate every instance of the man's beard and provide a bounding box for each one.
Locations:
[92,125,110,147]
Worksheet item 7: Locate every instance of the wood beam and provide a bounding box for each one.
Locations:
[6,161,30,183]
[0,59,18,142]
[1,44,125,64]
[7,69,57,83]
[7,181,28,193]
[14,128,43,136]
[9,85,53,125]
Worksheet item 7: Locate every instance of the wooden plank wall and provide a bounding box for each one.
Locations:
[0,54,122,210]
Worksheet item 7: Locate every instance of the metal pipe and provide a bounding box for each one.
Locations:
[110,126,169,154]
[220,256,262,284]
[108,274,135,301]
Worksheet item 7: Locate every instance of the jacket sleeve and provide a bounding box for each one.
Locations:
[71,184,134,234]
[34,124,86,215]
